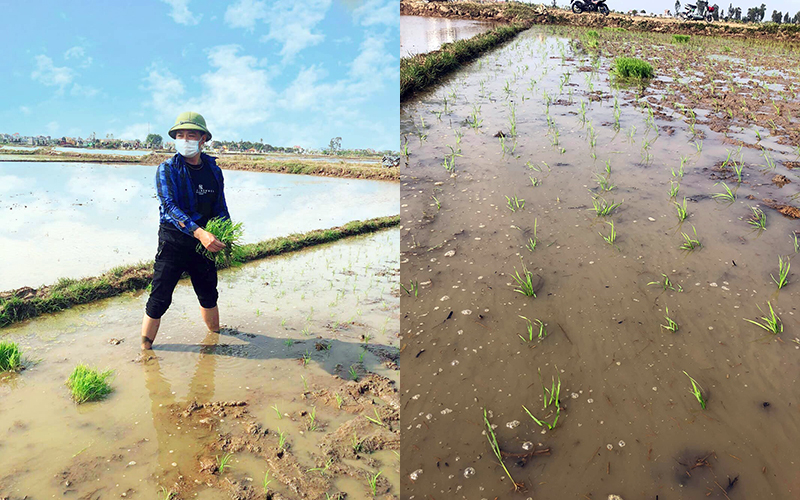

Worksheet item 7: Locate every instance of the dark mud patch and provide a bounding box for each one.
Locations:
[771,174,791,188]
[762,199,800,219]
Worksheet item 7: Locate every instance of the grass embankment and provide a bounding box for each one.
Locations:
[0,215,400,328]
[401,23,531,100]
[0,149,397,181]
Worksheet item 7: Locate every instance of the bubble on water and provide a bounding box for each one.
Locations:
[571,392,579,399]
[410,469,423,481]
[440,296,450,301]
[506,420,520,429]
[587,398,594,404]
[618,440,626,448]
[522,441,534,451]
[464,467,476,478]
[461,309,472,315]
[451,360,459,366]
[444,250,456,257]
[607,444,613,450]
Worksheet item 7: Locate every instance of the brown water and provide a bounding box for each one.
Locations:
[0,230,399,499]
[401,15,503,57]
[400,26,800,500]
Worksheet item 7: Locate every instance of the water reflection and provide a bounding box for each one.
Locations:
[0,162,398,289]
[400,15,502,57]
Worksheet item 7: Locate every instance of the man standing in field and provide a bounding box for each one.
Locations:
[141,111,229,350]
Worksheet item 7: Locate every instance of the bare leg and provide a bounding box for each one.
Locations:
[200,306,220,333]
[142,314,161,349]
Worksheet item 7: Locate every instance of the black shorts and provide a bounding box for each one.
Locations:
[145,225,218,319]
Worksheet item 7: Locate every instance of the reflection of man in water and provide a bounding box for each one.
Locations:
[141,112,230,350]
[142,333,218,488]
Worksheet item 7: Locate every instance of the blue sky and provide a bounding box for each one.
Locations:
[0,0,399,150]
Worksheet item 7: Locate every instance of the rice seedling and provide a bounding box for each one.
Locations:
[334,393,343,409]
[158,487,176,500]
[530,176,541,187]
[762,148,776,170]
[216,453,233,473]
[604,159,612,176]
[400,280,418,297]
[612,57,654,80]
[525,219,539,252]
[599,220,617,245]
[307,457,333,475]
[197,217,245,267]
[468,105,483,129]
[679,225,701,251]
[508,104,517,137]
[307,406,318,431]
[483,408,521,490]
[505,195,525,212]
[510,263,536,297]
[591,196,623,217]
[365,408,384,427]
[67,365,113,404]
[771,256,790,289]
[349,365,358,381]
[262,471,273,493]
[594,173,615,191]
[675,197,689,221]
[747,206,766,230]
[732,160,744,182]
[368,470,383,495]
[792,232,800,253]
[711,182,736,203]
[432,195,441,210]
[744,301,782,336]
[648,273,682,292]
[301,374,308,391]
[522,369,562,430]
[0,341,22,372]
[518,315,547,342]
[352,433,363,453]
[661,306,679,332]
[669,180,680,198]
[683,371,707,410]
[271,404,282,419]
[277,428,286,450]
[302,349,311,367]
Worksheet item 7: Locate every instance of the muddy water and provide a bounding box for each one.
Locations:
[400,15,503,57]
[400,27,799,499]
[0,161,399,289]
[0,229,399,499]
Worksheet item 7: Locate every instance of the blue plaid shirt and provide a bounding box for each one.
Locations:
[156,153,230,236]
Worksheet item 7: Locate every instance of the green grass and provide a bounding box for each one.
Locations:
[0,341,22,372]
[0,215,400,328]
[612,57,654,80]
[672,34,691,43]
[771,256,790,289]
[744,301,782,336]
[747,206,766,230]
[66,364,114,403]
[683,371,707,410]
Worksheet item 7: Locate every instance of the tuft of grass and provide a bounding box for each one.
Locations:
[711,182,736,203]
[0,341,22,372]
[505,194,525,212]
[367,470,383,495]
[675,197,689,221]
[683,371,707,410]
[591,196,623,217]
[744,301,782,336]
[771,256,790,289]
[612,57,654,80]
[679,225,701,251]
[522,369,562,430]
[66,364,114,403]
[518,315,547,342]
[648,273,682,292]
[526,219,538,252]
[672,34,691,43]
[197,217,245,268]
[599,220,617,245]
[510,263,537,297]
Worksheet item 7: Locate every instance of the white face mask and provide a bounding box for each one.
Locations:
[175,138,200,157]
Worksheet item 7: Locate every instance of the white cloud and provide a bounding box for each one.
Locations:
[71,83,100,98]
[144,45,275,138]
[224,0,268,31]
[31,55,75,89]
[64,46,93,68]
[260,0,332,59]
[19,106,31,115]
[352,0,397,26]
[349,33,395,86]
[161,0,201,25]
[115,122,152,141]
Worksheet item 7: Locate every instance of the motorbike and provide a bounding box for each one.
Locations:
[678,0,715,21]
[571,0,610,16]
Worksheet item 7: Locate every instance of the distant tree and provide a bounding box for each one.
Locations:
[145,133,162,149]
[794,11,800,23]
[734,6,741,19]
[712,4,720,20]
[727,3,734,18]
[745,6,757,21]
[328,136,342,154]
[632,9,638,14]
[783,12,789,23]
[771,10,782,23]
[758,3,766,21]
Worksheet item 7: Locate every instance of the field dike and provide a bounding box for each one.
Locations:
[0,215,400,328]
[0,149,398,181]
[401,0,800,41]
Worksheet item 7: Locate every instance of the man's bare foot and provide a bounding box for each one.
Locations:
[141,336,154,350]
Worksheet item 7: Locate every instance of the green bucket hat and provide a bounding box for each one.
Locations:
[168,111,212,140]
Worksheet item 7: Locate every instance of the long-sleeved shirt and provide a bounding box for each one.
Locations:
[156,153,230,237]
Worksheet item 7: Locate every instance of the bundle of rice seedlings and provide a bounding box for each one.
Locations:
[612,57,654,80]
[672,34,691,43]
[67,364,114,403]
[197,217,245,268]
[0,341,22,372]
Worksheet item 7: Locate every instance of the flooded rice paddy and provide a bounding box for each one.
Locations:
[400,15,502,57]
[400,26,799,499]
[0,229,399,500]
[0,162,399,290]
